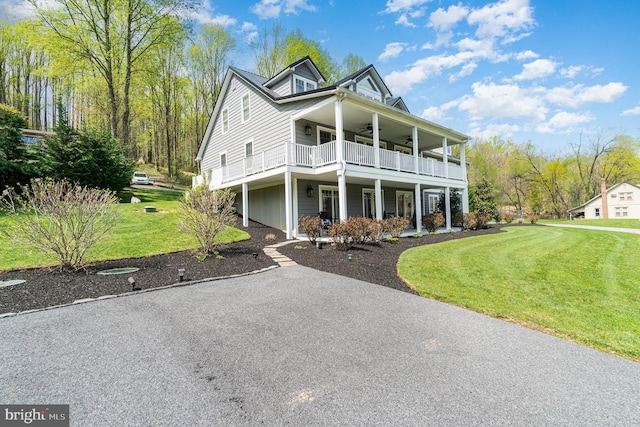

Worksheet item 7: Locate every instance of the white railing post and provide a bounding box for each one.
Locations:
[396,151,401,171]
[262,151,266,173]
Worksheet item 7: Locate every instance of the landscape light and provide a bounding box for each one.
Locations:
[128,277,140,291]
[178,268,185,281]
[348,253,353,261]
[252,252,258,259]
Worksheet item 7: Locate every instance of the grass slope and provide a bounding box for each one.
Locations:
[540,218,640,229]
[398,226,640,361]
[0,188,248,271]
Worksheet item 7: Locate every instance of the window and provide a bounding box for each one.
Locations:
[355,135,387,149]
[594,208,600,218]
[319,186,340,224]
[615,207,628,217]
[362,189,384,219]
[357,76,382,102]
[241,93,250,122]
[317,126,336,145]
[222,108,229,133]
[294,76,316,94]
[220,152,227,167]
[428,194,440,214]
[619,192,633,201]
[394,144,412,155]
[396,191,414,220]
[245,140,253,157]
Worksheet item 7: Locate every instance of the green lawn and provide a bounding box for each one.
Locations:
[0,187,248,271]
[398,226,640,361]
[539,218,640,229]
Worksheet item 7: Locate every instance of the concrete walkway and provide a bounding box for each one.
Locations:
[541,222,640,234]
[1,265,638,426]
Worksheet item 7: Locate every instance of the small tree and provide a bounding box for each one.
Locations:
[470,175,498,219]
[1,178,119,270]
[177,186,236,257]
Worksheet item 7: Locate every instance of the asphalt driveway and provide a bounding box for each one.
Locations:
[1,265,639,426]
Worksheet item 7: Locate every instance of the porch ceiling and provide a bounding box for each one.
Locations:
[299,100,456,150]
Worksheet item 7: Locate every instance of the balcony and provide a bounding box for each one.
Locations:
[195,141,466,187]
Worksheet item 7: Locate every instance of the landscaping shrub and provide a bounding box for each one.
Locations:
[299,215,323,244]
[177,185,236,257]
[371,218,390,242]
[422,212,445,233]
[327,220,357,251]
[503,213,515,223]
[528,213,539,224]
[476,212,490,228]
[1,178,119,270]
[350,216,378,244]
[452,210,464,227]
[387,216,411,238]
[463,212,478,230]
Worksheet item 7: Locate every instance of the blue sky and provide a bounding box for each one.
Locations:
[5,0,639,151]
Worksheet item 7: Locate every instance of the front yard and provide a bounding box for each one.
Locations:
[398,226,640,361]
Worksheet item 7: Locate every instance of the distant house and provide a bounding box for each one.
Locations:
[568,181,640,219]
[193,56,470,239]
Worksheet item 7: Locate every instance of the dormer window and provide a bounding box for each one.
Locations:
[357,76,382,102]
[294,75,317,94]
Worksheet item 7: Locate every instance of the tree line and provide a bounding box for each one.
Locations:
[466,134,640,219]
[1,1,365,179]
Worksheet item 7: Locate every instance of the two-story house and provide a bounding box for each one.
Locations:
[194,56,470,239]
[568,180,640,219]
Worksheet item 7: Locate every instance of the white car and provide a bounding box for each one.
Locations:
[131,172,150,185]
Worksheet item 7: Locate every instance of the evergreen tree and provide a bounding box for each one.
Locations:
[470,175,498,218]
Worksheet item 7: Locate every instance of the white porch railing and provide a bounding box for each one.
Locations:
[197,140,465,186]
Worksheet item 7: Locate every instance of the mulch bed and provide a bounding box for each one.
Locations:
[1,219,511,314]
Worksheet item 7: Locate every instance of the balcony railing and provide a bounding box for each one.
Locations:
[198,140,466,186]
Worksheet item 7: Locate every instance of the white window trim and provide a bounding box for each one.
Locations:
[220,151,227,167]
[362,188,384,218]
[244,139,253,158]
[357,76,382,101]
[319,185,340,220]
[294,75,317,94]
[241,93,250,123]
[355,135,387,149]
[317,125,337,145]
[395,190,414,219]
[394,144,412,155]
[221,108,229,134]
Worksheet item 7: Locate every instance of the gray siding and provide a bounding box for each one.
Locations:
[294,63,317,81]
[271,78,291,97]
[200,74,328,175]
[249,185,286,231]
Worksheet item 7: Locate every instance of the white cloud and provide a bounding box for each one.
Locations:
[241,22,259,43]
[536,111,594,133]
[515,50,539,60]
[469,123,521,139]
[395,13,417,27]
[457,82,548,122]
[449,62,477,82]
[467,0,535,42]
[514,59,557,81]
[378,42,407,62]
[622,106,640,116]
[383,0,430,14]
[1,0,57,19]
[546,82,627,107]
[428,4,469,32]
[251,0,316,19]
[421,106,447,122]
[560,65,582,79]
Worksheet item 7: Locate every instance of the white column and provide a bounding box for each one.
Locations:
[459,142,467,182]
[335,98,344,163]
[285,171,292,239]
[373,113,380,168]
[442,137,449,179]
[338,173,347,221]
[462,187,469,214]
[445,186,451,231]
[292,177,299,238]
[375,179,383,220]
[412,126,419,173]
[242,182,249,228]
[414,183,422,233]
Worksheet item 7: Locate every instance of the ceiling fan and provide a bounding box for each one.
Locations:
[404,136,413,144]
[360,123,381,133]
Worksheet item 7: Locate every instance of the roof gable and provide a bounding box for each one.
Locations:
[264,56,326,88]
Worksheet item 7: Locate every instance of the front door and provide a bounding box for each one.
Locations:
[362,189,384,219]
[320,186,340,224]
[396,191,414,220]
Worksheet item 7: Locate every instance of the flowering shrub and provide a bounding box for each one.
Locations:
[298,216,323,244]
[503,213,515,223]
[387,216,411,238]
[422,212,445,233]
[463,212,490,230]
[528,213,539,224]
